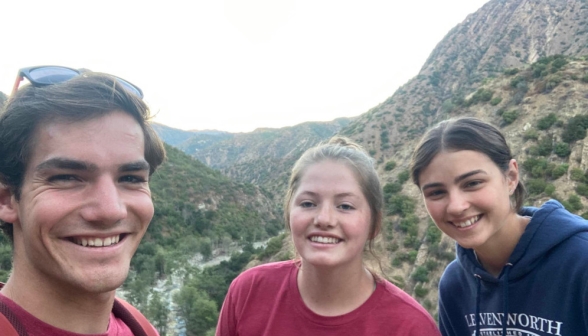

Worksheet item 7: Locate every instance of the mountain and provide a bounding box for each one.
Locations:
[332,0,588,316]
[162,0,588,319]
[151,123,232,149]
[154,118,353,199]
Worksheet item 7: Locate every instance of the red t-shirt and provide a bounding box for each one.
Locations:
[0,293,135,336]
[216,261,441,336]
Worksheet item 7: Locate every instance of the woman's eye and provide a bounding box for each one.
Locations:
[426,190,445,198]
[300,201,315,208]
[338,204,354,210]
[465,180,482,188]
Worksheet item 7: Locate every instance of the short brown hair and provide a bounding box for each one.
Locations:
[0,73,166,239]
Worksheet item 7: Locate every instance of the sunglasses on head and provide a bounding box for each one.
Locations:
[11,65,143,98]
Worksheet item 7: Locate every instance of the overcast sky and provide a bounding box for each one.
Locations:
[1,0,489,132]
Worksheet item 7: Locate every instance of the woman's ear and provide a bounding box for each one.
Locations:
[0,184,18,224]
[507,159,520,194]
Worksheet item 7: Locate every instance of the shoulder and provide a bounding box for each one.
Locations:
[228,260,296,291]
[377,279,437,324]
[439,260,463,287]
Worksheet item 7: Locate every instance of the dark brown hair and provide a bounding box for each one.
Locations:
[410,117,526,212]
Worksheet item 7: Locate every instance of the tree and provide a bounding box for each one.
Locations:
[174,284,218,336]
[146,290,170,335]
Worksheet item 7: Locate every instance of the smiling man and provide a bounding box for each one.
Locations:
[0,68,165,335]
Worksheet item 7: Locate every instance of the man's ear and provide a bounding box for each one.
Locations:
[0,184,18,224]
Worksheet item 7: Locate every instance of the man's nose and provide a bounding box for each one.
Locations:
[80,178,127,225]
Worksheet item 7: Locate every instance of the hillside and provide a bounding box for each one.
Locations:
[333,0,588,316]
[166,0,588,320]
[156,118,353,199]
[152,123,233,149]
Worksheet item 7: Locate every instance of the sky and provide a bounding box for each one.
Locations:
[1,0,490,133]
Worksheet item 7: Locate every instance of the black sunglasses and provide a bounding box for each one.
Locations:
[11,65,143,98]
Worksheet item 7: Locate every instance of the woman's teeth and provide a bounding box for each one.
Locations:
[455,215,480,228]
[310,236,340,244]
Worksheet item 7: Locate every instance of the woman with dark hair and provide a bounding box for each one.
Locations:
[410,117,588,336]
[216,137,440,336]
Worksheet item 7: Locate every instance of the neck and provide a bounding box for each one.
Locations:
[297,260,375,316]
[1,266,114,334]
[474,213,530,277]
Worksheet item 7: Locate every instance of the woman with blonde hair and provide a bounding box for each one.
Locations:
[216,137,440,335]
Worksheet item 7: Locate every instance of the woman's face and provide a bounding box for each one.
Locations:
[289,160,372,270]
[418,150,519,250]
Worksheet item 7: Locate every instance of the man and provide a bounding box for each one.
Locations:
[0,66,165,335]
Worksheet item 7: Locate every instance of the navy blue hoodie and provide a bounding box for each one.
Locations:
[438,200,588,336]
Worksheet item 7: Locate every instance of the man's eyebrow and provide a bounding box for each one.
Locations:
[119,160,150,173]
[421,170,487,191]
[35,158,97,172]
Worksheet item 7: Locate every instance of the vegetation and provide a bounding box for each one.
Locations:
[384,160,397,171]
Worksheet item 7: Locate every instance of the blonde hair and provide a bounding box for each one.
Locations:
[284,136,384,257]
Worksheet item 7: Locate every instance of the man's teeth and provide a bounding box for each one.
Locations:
[310,236,340,244]
[74,235,121,247]
[455,215,480,228]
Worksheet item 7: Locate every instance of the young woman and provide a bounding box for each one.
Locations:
[410,117,588,336]
[216,137,440,336]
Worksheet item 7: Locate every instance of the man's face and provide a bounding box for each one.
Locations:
[5,111,153,294]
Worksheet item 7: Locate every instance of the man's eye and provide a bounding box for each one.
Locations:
[120,175,147,183]
[48,174,79,182]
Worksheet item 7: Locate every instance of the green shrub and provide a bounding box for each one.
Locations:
[554,142,571,157]
[503,68,519,76]
[387,195,416,217]
[570,168,585,182]
[537,113,558,130]
[384,161,397,171]
[502,110,519,124]
[383,182,402,194]
[399,215,419,235]
[562,115,588,143]
[412,266,430,283]
[490,97,503,106]
[582,74,588,83]
[426,225,442,246]
[576,183,588,197]
[523,129,539,141]
[551,164,569,179]
[567,194,583,212]
[529,136,553,156]
[523,157,549,178]
[545,184,556,197]
[397,170,410,184]
[551,56,568,71]
[414,284,429,298]
[527,178,547,195]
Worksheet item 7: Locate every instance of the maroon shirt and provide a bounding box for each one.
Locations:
[216,260,441,336]
[0,293,135,336]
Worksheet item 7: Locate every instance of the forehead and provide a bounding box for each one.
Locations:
[420,150,499,181]
[27,111,145,170]
[298,160,362,191]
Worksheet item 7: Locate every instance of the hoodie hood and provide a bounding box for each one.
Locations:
[457,199,588,282]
